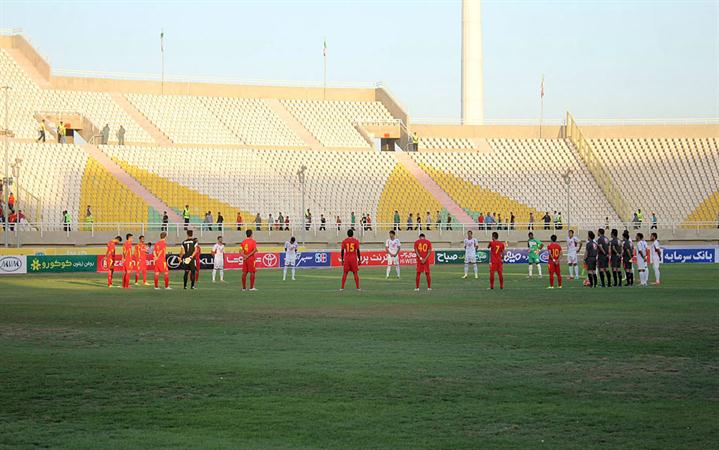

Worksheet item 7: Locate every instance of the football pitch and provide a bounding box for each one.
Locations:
[1,265,717,449]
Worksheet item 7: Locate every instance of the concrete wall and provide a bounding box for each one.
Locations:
[0,34,51,80]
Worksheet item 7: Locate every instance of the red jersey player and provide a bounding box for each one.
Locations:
[488,232,506,290]
[413,233,433,291]
[241,229,258,291]
[134,235,149,286]
[340,229,361,290]
[194,238,201,284]
[105,235,122,287]
[153,231,170,290]
[121,233,134,289]
[547,234,563,289]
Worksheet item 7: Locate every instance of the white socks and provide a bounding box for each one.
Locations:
[283,266,295,280]
[653,266,660,283]
[529,265,541,277]
[528,265,533,276]
[387,265,400,278]
[465,263,478,276]
[212,269,223,282]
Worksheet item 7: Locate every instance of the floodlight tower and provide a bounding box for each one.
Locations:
[461,0,484,125]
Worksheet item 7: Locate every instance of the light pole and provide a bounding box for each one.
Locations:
[11,157,21,247]
[297,165,307,244]
[2,85,11,248]
[562,169,572,229]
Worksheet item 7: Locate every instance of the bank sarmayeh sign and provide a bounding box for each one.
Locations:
[0,255,27,274]
[661,247,717,264]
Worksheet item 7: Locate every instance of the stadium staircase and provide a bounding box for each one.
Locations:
[393,150,475,224]
[565,112,630,221]
[80,144,182,222]
[110,93,173,145]
[264,98,322,150]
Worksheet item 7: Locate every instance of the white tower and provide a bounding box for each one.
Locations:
[461,0,484,124]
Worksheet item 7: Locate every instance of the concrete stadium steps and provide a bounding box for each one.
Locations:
[683,190,719,227]
[419,163,544,224]
[112,157,254,226]
[377,163,444,224]
[110,93,172,145]
[80,157,156,225]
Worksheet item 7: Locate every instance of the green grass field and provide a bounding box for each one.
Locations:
[1,264,718,449]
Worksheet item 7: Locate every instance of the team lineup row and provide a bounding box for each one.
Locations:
[102,227,664,291]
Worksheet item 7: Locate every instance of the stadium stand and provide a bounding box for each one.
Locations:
[125,93,243,145]
[377,163,444,224]
[590,138,719,225]
[102,146,397,225]
[199,96,305,147]
[281,99,394,148]
[410,139,621,224]
[4,142,87,224]
[419,136,475,150]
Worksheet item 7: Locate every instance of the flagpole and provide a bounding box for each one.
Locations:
[323,37,327,100]
[539,74,544,139]
[161,29,165,96]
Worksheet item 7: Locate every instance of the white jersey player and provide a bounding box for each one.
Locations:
[566,229,582,280]
[385,230,401,278]
[463,230,479,279]
[211,236,225,282]
[284,237,299,281]
[649,232,662,285]
[635,232,649,286]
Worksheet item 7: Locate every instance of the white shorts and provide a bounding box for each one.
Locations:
[465,254,477,264]
[387,255,399,266]
[652,259,661,268]
[567,253,578,264]
[285,256,296,267]
[213,256,224,270]
[636,257,647,270]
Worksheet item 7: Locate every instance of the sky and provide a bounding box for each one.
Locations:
[1,0,717,123]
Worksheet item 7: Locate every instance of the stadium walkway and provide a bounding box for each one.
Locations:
[81,144,183,222]
[394,150,475,224]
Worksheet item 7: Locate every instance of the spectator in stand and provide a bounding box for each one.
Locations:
[407,213,414,231]
[162,211,169,232]
[305,209,312,231]
[636,209,644,228]
[366,214,372,231]
[393,210,400,231]
[556,212,563,230]
[236,212,243,231]
[8,210,16,231]
[8,192,15,212]
[204,211,213,231]
[485,213,494,230]
[435,211,442,231]
[350,211,356,230]
[320,214,327,231]
[543,211,551,230]
[650,212,657,230]
[605,216,610,229]
[182,205,190,230]
[0,204,4,229]
[37,119,47,142]
[101,124,110,145]
[716,212,719,229]
[497,213,503,231]
[478,212,485,230]
[552,210,559,230]
[117,125,126,146]
[336,215,342,231]
[255,213,261,231]
[632,211,639,229]
[446,215,453,230]
[268,213,274,231]
[426,211,432,231]
[415,212,421,231]
[528,212,535,230]
[57,121,67,144]
[412,131,419,152]
[217,212,224,231]
[510,212,516,230]
[284,215,290,231]
[278,212,284,231]
[62,210,71,231]
[361,214,367,231]
[85,205,94,230]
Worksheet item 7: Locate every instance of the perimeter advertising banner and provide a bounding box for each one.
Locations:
[0,255,27,275]
[97,252,282,272]
[280,251,332,268]
[661,247,717,264]
[435,250,490,265]
[28,255,96,273]
[329,250,431,267]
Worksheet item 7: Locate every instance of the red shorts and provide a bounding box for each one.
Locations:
[154,262,168,273]
[243,259,256,273]
[548,261,561,273]
[343,260,359,273]
[490,261,503,272]
[416,263,430,274]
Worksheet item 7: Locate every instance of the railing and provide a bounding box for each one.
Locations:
[566,112,630,222]
[411,117,719,126]
[5,221,718,241]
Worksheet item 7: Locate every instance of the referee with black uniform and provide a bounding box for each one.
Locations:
[181,230,199,290]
